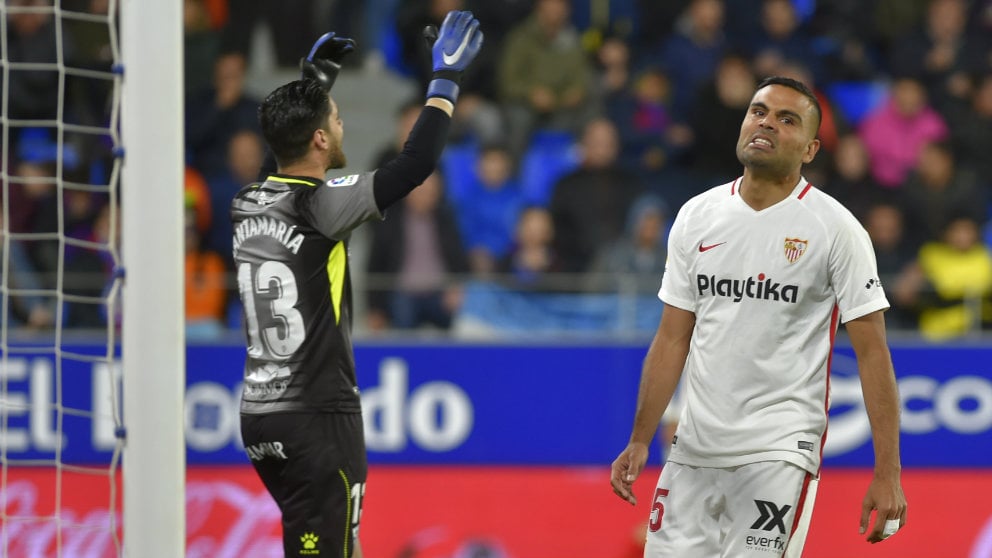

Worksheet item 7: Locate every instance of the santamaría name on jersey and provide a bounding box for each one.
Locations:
[696,273,799,304]
[232,216,304,255]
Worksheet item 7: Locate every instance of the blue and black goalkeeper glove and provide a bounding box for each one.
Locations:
[300,32,357,92]
[423,10,483,103]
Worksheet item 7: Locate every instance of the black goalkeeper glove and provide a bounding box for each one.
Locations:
[300,32,357,92]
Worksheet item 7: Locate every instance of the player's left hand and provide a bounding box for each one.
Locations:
[300,32,357,91]
[859,474,907,543]
[428,11,483,75]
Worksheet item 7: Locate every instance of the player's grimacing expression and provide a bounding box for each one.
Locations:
[736,84,820,175]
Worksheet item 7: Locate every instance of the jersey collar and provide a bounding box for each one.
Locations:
[729,176,813,200]
[266,173,322,187]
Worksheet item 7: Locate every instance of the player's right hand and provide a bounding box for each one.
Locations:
[429,11,483,75]
[300,32,356,92]
[610,442,649,506]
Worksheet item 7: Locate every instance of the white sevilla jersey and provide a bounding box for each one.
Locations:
[659,177,888,475]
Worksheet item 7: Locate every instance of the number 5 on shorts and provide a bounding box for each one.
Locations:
[648,488,670,532]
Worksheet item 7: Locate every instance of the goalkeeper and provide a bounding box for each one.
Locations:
[233,12,483,558]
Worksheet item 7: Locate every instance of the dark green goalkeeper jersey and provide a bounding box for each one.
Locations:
[232,172,382,415]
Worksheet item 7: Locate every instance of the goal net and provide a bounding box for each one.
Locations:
[1,1,184,556]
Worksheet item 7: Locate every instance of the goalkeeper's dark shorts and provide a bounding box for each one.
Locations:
[241,412,367,558]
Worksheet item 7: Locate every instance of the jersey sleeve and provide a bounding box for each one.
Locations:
[829,214,890,323]
[306,171,384,239]
[658,204,696,312]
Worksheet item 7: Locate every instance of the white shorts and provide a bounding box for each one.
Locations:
[643,461,818,558]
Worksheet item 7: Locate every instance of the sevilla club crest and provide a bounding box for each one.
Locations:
[784,238,807,264]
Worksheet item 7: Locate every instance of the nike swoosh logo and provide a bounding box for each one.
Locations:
[442,30,473,66]
[698,242,726,252]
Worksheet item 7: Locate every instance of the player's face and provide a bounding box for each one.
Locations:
[324,96,347,170]
[736,84,820,176]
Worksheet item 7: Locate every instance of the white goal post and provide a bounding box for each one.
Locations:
[120,0,185,556]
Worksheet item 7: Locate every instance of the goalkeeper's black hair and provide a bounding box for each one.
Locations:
[258,79,332,167]
[754,76,822,137]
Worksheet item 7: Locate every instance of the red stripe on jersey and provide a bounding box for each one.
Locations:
[819,304,840,474]
[789,472,814,538]
[798,183,814,199]
[731,177,742,196]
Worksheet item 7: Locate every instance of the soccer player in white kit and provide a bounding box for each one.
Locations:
[610,77,907,557]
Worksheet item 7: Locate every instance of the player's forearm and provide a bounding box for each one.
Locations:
[629,334,689,446]
[859,349,902,478]
[372,105,452,210]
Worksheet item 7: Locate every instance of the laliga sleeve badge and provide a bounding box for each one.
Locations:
[327,174,359,187]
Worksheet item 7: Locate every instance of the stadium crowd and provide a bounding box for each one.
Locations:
[3,0,992,339]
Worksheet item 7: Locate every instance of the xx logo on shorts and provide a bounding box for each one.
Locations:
[751,500,791,533]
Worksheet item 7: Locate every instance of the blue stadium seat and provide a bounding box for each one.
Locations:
[826,81,890,127]
[519,130,580,207]
[440,141,480,201]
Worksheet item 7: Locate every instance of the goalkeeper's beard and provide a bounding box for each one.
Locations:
[326,143,347,170]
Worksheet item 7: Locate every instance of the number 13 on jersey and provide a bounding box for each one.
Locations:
[238,261,306,359]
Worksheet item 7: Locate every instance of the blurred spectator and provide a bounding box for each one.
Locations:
[873,0,929,53]
[632,0,692,51]
[62,0,114,128]
[946,73,992,191]
[496,205,564,290]
[62,0,111,66]
[372,99,424,169]
[821,134,883,214]
[362,0,401,65]
[548,118,645,273]
[607,66,676,180]
[651,0,727,117]
[806,0,882,82]
[748,0,824,85]
[396,0,506,145]
[184,166,213,238]
[448,144,525,275]
[903,216,992,340]
[586,194,668,295]
[184,0,222,94]
[64,202,116,329]
[6,156,98,289]
[185,52,262,179]
[889,0,992,110]
[862,202,918,330]
[366,172,469,332]
[3,0,75,128]
[594,35,634,111]
[217,0,321,67]
[858,76,949,189]
[498,0,594,159]
[0,207,55,330]
[184,201,227,340]
[205,129,265,268]
[901,141,986,249]
[682,53,757,186]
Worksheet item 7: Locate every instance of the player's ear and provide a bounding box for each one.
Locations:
[313,128,329,151]
[802,138,820,164]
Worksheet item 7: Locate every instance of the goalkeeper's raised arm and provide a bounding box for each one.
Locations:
[371,9,483,211]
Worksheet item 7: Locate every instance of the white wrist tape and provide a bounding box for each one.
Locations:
[881,519,900,538]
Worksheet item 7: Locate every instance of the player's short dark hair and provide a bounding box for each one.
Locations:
[755,76,822,136]
[258,79,331,166]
